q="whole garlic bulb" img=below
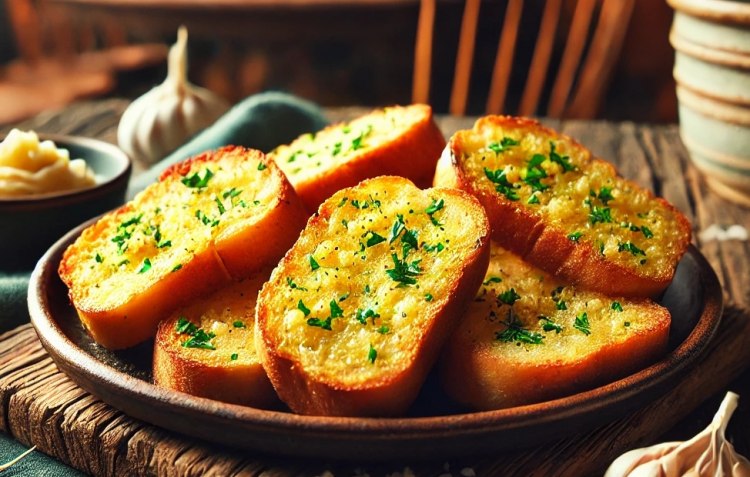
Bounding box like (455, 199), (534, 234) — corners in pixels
(117, 26), (230, 165)
(605, 392), (750, 477)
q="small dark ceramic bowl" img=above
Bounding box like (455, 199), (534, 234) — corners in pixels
(0, 134), (131, 271)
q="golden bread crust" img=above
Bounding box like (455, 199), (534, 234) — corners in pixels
(153, 272), (278, 408)
(270, 104), (446, 211)
(434, 115), (691, 297)
(59, 146), (307, 349)
(255, 176), (490, 416)
(440, 243), (671, 410)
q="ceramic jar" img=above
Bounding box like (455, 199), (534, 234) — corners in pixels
(669, 0), (750, 207)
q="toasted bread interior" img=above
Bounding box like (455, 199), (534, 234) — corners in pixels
(450, 116), (690, 281)
(154, 272), (277, 407)
(441, 242), (671, 409)
(271, 105), (436, 185)
(259, 176), (488, 388)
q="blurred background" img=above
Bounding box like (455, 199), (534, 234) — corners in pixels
(0, 0), (677, 125)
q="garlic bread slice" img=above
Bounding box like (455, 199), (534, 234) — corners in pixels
(441, 242), (670, 410)
(255, 176), (490, 416)
(269, 104), (446, 211)
(154, 271), (277, 408)
(59, 146), (307, 349)
(435, 116), (691, 297)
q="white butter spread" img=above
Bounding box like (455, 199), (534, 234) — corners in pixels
(0, 129), (96, 197)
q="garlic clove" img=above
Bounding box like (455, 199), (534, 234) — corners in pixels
(605, 392), (750, 477)
(117, 26), (229, 165)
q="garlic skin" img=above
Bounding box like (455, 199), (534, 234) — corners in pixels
(117, 26), (230, 165)
(605, 392), (750, 477)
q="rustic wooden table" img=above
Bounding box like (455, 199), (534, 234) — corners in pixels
(1, 99), (749, 476)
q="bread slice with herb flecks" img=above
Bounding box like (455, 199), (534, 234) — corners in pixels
(269, 104), (446, 211)
(440, 242), (671, 411)
(153, 270), (278, 408)
(434, 115), (691, 297)
(59, 146), (308, 350)
(255, 176), (490, 416)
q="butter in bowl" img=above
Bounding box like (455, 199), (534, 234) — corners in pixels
(0, 130), (131, 270)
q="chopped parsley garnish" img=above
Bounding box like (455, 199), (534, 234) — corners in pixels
(549, 142), (574, 172)
(95, 253), (103, 263)
(423, 242), (445, 253)
(611, 301), (623, 312)
(588, 204), (613, 225)
(483, 276), (502, 286)
(356, 308), (380, 325)
(257, 162), (267, 171)
(337, 197), (348, 207)
(389, 214), (406, 243)
(137, 258), (152, 274)
(556, 300), (568, 311)
(400, 229), (419, 256)
(181, 169), (214, 188)
(425, 293), (433, 302)
(286, 277), (308, 291)
(195, 210), (219, 227)
(329, 299), (344, 318)
(307, 300), (344, 331)
(112, 214), (143, 254)
(595, 187), (614, 205)
(498, 288), (521, 306)
(488, 137), (519, 154)
(574, 312), (591, 335)
(307, 316), (333, 330)
(624, 321), (631, 327)
(222, 188), (242, 200)
(385, 253), (422, 286)
(297, 299), (311, 316)
(377, 326), (390, 334)
(425, 198), (444, 226)
(230, 353), (238, 361)
(567, 231), (583, 242)
(524, 154), (549, 192)
(539, 316), (563, 333)
(309, 255), (320, 271)
(350, 195), (381, 210)
(484, 167), (519, 201)
(175, 317), (216, 350)
(339, 293), (350, 302)
(365, 231), (386, 247)
(527, 194), (540, 205)
(641, 226), (654, 239)
(214, 197), (226, 215)
(331, 141), (342, 156)
(496, 313), (544, 345)
(175, 317), (197, 334)
(618, 241), (646, 256)
(233, 321), (245, 328)
(153, 226), (171, 248)
(171, 264), (183, 272)
(368, 344), (377, 364)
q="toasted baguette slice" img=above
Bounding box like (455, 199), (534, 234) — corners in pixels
(435, 115), (691, 297)
(255, 176), (490, 416)
(153, 271), (277, 408)
(269, 104), (446, 211)
(59, 146), (308, 349)
(440, 242), (671, 410)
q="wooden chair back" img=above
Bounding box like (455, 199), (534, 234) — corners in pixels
(412, 0), (636, 118)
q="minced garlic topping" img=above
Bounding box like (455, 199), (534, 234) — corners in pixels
(0, 129), (96, 197)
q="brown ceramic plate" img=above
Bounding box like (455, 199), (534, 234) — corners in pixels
(29, 220), (722, 461)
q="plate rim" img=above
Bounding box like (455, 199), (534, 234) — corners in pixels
(28, 221), (723, 460)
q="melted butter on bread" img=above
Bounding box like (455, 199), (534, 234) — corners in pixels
(269, 104), (446, 211)
(438, 115), (691, 297)
(256, 176), (490, 416)
(440, 242), (671, 410)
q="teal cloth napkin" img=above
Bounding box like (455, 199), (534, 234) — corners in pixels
(0, 91), (327, 475)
